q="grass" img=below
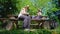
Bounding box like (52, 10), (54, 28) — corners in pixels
(0, 26), (60, 34)
(0, 21), (60, 34)
(0, 29), (58, 34)
(0, 22), (60, 34)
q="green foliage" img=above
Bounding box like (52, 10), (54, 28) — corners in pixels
(0, 0), (58, 16)
(16, 0), (59, 16)
(1, 29), (60, 34)
(16, 0), (53, 15)
(0, 0), (60, 34)
(51, 8), (60, 12)
(0, 0), (18, 17)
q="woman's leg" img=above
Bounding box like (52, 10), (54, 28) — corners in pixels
(19, 15), (31, 28)
(23, 16), (31, 29)
(19, 15), (31, 29)
(26, 16), (31, 29)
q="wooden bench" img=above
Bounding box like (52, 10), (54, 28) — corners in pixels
(7, 15), (50, 29)
(31, 16), (50, 29)
(0, 15), (50, 30)
(0, 17), (18, 30)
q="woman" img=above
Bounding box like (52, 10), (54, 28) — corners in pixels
(18, 5), (31, 30)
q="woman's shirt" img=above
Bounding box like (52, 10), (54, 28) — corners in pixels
(18, 8), (29, 18)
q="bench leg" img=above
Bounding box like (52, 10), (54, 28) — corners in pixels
(5, 21), (13, 30)
(38, 22), (43, 29)
(13, 21), (18, 29)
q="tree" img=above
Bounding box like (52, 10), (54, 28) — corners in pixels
(0, 0), (17, 18)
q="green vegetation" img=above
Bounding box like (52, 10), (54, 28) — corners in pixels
(0, 29), (60, 34)
(0, 0), (60, 34)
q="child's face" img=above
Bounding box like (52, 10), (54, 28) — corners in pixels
(37, 12), (42, 16)
(22, 8), (25, 10)
(22, 8), (27, 12)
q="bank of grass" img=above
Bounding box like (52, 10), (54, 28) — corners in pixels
(0, 21), (60, 34)
(0, 22), (60, 34)
(0, 28), (60, 34)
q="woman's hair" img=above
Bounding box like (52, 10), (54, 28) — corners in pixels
(25, 5), (29, 9)
(24, 5), (29, 11)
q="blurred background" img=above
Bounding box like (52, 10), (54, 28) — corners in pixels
(0, 0), (60, 34)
